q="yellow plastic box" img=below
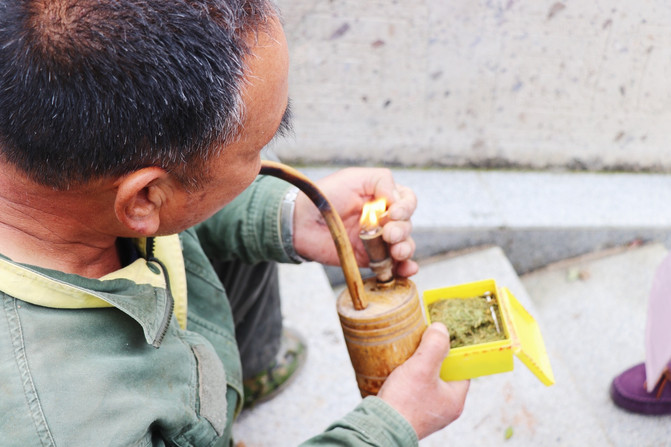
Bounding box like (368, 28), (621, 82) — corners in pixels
(423, 279), (555, 386)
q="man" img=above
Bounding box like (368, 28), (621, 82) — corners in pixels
(0, 0), (469, 445)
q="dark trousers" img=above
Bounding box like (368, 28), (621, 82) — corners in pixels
(210, 259), (283, 380)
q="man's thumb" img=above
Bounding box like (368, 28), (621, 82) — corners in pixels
(410, 322), (451, 375)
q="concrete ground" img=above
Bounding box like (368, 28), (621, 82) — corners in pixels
(233, 168), (671, 446)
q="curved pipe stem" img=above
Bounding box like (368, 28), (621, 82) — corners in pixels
(260, 160), (367, 310)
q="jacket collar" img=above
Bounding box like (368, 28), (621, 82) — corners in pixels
(0, 235), (188, 347)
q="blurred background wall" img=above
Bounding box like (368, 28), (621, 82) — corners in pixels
(273, 0), (671, 171)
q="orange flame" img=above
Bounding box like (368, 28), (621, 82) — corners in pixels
(360, 198), (387, 231)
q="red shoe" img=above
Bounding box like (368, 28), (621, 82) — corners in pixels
(610, 363), (671, 415)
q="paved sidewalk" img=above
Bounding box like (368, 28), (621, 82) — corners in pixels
(521, 243), (671, 446)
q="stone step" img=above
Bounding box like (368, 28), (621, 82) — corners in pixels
(295, 167), (671, 285)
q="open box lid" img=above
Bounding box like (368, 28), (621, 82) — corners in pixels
(503, 287), (555, 386)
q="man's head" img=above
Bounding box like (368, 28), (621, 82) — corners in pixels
(0, 0), (281, 190)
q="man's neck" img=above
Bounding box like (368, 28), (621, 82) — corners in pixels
(0, 167), (123, 278)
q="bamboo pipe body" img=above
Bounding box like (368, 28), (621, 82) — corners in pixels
(337, 277), (427, 397)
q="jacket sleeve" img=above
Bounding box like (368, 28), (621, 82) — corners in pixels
(194, 175), (296, 264)
(299, 397), (419, 447)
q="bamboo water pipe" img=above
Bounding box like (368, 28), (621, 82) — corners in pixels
(260, 161), (427, 397)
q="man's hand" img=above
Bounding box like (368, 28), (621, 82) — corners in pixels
(293, 167), (418, 277)
(378, 322), (470, 440)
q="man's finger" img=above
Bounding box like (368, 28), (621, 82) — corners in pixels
(388, 185), (417, 220)
(408, 322), (451, 377)
(383, 221), (412, 245)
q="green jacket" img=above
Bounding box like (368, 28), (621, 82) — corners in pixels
(0, 176), (417, 447)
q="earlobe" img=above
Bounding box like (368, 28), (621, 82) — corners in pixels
(114, 167), (167, 236)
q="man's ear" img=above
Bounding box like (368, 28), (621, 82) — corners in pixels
(114, 167), (169, 236)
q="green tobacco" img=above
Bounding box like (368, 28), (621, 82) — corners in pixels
(428, 295), (506, 348)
